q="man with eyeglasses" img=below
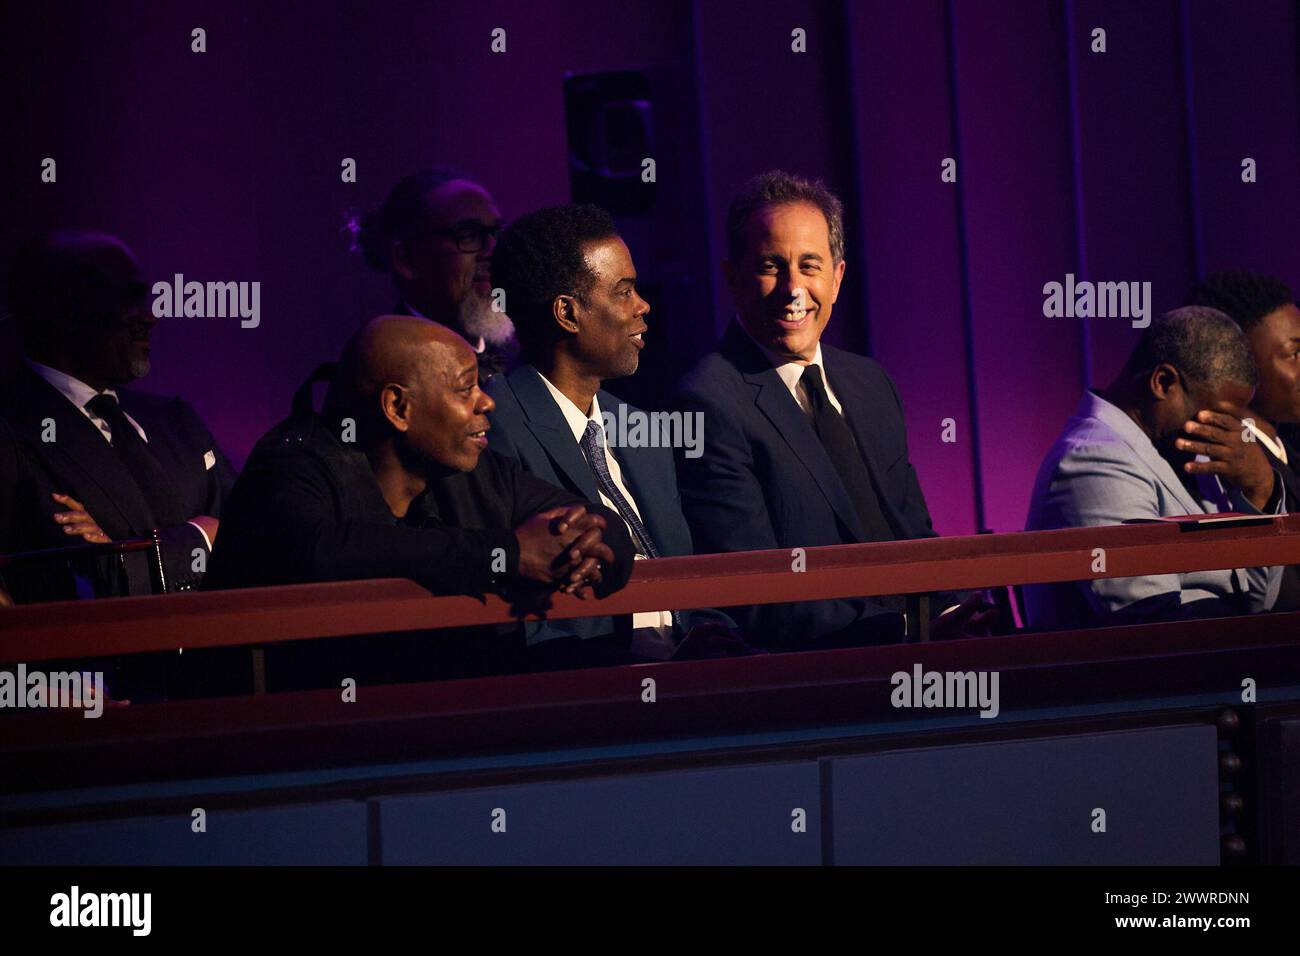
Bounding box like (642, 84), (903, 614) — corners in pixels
(352, 168), (518, 381)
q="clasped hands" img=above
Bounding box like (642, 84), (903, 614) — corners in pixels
(513, 504), (616, 596)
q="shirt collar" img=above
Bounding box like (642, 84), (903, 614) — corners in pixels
(738, 315), (826, 389)
(536, 371), (603, 444)
(27, 359), (119, 410)
(1242, 418), (1288, 465)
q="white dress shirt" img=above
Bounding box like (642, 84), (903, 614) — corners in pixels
(743, 332), (845, 419)
(1243, 418), (1289, 466)
(29, 360), (148, 443)
(536, 372), (674, 637)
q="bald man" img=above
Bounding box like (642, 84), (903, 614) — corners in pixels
(204, 317), (635, 684)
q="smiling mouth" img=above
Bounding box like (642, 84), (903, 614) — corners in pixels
(468, 428), (488, 446)
(776, 309), (814, 329)
(630, 329), (647, 347)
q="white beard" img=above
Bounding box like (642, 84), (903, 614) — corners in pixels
(458, 289), (516, 347)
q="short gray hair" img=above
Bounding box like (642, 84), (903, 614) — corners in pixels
(726, 170), (845, 265)
(1130, 305), (1258, 389)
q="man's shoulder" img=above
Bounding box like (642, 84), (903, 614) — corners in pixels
(677, 348), (746, 403)
(484, 367), (527, 420)
(1039, 411), (1159, 491)
(1052, 411), (1136, 461)
(243, 413), (343, 472)
(116, 387), (207, 432)
(821, 342), (895, 390)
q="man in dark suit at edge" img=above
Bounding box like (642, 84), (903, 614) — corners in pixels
(0, 230), (236, 597)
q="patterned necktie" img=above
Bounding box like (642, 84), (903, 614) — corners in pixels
(580, 419), (681, 634)
(84, 393), (184, 528)
(581, 419), (660, 558)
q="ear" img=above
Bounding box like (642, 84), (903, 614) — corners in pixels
(391, 240), (417, 282)
(552, 294), (581, 335)
(379, 384), (412, 432)
(830, 258), (847, 303)
(1149, 363), (1181, 402)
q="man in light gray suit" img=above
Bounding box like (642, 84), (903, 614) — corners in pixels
(1025, 306), (1285, 630)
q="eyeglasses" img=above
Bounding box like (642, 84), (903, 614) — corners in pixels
(415, 219), (506, 253)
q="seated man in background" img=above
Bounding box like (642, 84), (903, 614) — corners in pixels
(0, 230), (236, 596)
(205, 316), (635, 684)
(350, 168), (517, 381)
(485, 204), (742, 666)
(1190, 270), (1300, 610)
(1024, 306), (1285, 629)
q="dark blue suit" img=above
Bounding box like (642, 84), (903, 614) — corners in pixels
(486, 363), (729, 647)
(676, 321), (949, 648)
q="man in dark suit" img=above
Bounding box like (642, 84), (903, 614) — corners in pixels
(0, 417), (76, 604)
(485, 204), (741, 664)
(676, 171), (992, 649)
(205, 316), (635, 683)
(1191, 270), (1300, 610)
(352, 168), (518, 381)
(0, 230), (236, 596)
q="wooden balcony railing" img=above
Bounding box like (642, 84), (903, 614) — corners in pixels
(2, 515), (1299, 664)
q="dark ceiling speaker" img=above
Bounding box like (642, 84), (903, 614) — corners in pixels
(564, 70), (656, 215)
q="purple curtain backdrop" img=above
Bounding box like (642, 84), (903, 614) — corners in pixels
(3, 0), (1297, 535)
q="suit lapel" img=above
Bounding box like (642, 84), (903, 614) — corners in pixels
(822, 349), (904, 535)
(1134, 437), (1206, 516)
(601, 391), (674, 549)
(1086, 392), (1205, 516)
(507, 365), (601, 502)
(8, 369), (156, 535)
(722, 324), (866, 540)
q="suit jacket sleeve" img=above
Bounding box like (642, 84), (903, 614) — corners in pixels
(879, 369), (937, 541)
(152, 399), (239, 591)
(174, 398), (238, 514)
(878, 368), (974, 613)
(1225, 474), (1285, 611)
(1042, 440), (1271, 621)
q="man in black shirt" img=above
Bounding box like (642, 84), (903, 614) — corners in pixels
(205, 316), (635, 685)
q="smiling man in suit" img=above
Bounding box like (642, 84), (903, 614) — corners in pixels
(486, 204), (741, 666)
(0, 230), (236, 595)
(676, 171), (990, 649)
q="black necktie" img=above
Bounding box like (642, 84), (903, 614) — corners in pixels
(84, 393), (185, 528)
(799, 365), (895, 544)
